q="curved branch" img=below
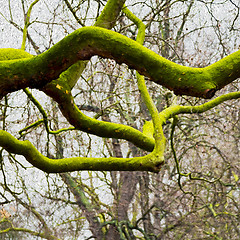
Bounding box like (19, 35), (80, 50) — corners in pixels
(143, 91), (240, 137)
(95, 0), (126, 29)
(160, 91), (240, 121)
(0, 27), (240, 99)
(0, 130), (163, 173)
(41, 80), (156, 152)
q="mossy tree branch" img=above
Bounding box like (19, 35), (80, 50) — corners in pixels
(0, 0), (239, 173)
(0, 27), (240, 99)
(0, 91), (239, 173)
(123, 4), (165, 163)
(21, 0), (40, 51)
(95, 0), (126, 29)
(0, 130), (162, 172)
(20, 0), (156, 152)
(42, 80), (155, 152)
(0, 2), (165, 173)
(159, 91), (240, 121)
(144, 91), (240, 137)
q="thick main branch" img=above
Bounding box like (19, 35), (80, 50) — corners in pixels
(0, 27), (239, 98)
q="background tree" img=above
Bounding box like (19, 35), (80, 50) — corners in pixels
(0, 0), (239, 239)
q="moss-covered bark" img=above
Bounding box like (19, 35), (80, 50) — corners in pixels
(95, 0), (126, 29)
(0, 91), (238, 173)
(0, 130), (163, 172)
(0, 0), (164, 173)
(42, 80), (155, 151)
(0, 27), (240, 99)
(0, 0), (239, 173)
(143, 91), (240, 137)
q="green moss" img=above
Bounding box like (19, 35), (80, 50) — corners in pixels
(95, 0), (126, 29)
(142, 120), (154, 140)
(206, 50), (240, 88)
(159, 91), (240, 121)
(0, 130), (162, 172)
(1, 27), (240, 99)
(41, 79), (156, 152)
(0, 23), (239, 173)
(0, 48), (32, 61)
